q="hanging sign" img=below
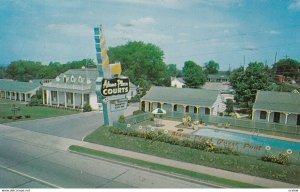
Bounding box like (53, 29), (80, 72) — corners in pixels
(110, 98), (128, 112)
(101, 78), (130, 97)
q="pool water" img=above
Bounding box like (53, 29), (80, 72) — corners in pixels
(192, 128), (300, 151)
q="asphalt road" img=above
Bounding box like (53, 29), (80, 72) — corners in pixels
(5, 103), (139, 140)
(0, 124), (213, 188)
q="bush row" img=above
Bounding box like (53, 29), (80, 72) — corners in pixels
(109, 127), (239, 155)
(3, 115), (31, 119)
(261, 152), (290, 165)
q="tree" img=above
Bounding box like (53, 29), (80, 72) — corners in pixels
(230, 62), (271, 106)
(225, 99), (234, 115)
(109, 41), (170, 94)
(273, 58), (300, 81)
(205, 60), (220, 74)
(6, 59), (95, 81)
(182, 60), (206, 88)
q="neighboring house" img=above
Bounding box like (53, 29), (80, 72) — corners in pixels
(207, 72), (229, 83)
(253, 91), (300, 125)
(140, 86), (225, 115)
(0, 79), (41, 102)
(171, 77), (185, 88)
(128, 82), (138, 100)
(42, 68), (137, 110)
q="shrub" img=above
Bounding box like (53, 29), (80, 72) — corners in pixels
(29, 98), (41, 106)
(130, 95), (140, 103)
(83, 104), (92, 112)
(261, 152), (289, 165)
(25, 115), (31, 118)
(16, 115), (22, 119)
(109, 126), (238, 155)
(118, 115), (126, 123)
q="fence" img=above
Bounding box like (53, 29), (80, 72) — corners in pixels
(112, 121), (300, 165)
(124, 112), (152, 124)
(165, 111), (300, 136)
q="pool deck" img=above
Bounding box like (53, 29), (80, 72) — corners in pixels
(158, 119), (300, 143)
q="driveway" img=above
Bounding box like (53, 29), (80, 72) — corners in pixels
(5, 102), (139, 140)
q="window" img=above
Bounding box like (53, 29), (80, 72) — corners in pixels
(194, 107), (198, 113)
(70, 75), (75, 83)
(63, 77), (67, 83)
(205, 108), (210, 115)
(78, 76), (83, 83)
(260, 111), (267, 120)
(173, 104), (177, 111)
(185, 106), (189, 113)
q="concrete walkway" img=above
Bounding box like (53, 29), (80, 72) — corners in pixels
(77, 141), (299, 188)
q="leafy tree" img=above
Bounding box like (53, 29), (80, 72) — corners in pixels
(230, 62), (271, 107)
(6, 59), (95, 81)
(273, 58), (300, 81)
(0, 66), (7, 78)
(182, 60), (206, 88)
(167, 64), (181, 77)
(109, 41), (170, 94)
(205, 60), (220, 74)
(225, 99), (234, 115)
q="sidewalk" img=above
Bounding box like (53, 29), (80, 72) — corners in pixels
(76, 141), (299, 188)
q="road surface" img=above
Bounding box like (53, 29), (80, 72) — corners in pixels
(0, 124), (213, 188)
(5, 103), (139, 140)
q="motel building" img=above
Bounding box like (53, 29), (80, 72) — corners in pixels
(140, 86), (225, 115)
(0, 79), (41, 102)
(253, 90), (300, 126)
(42, 68), (137, 110)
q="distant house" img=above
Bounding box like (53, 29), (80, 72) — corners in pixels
(253, 91), (300, 125)
(128, 82), (138, 100)
(140, 86), (225, 115)
(207, 72), (229, 83)
(42, 68), (137, 110)
(171, 77), (185, 88)
(0, 79), (41, 102)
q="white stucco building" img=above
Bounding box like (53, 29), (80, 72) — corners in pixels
(171, 77), (185, 88)
(253, 91), (300, 125)
(42, 68), (137, 110)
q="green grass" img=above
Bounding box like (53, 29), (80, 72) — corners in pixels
(69, 145), (261, 188)
(0, 99), (79, 123)
(85, 126), (300, 185)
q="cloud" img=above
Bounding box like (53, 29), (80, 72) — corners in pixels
(130, 17), (156, 26)
(112, 0), (196, 9)
(267, 30), (281, 35)
(111, 0), (242, 9)
(289, 0), (300, 11)
(110, 17), (173, 46)
(47, 23), (92, 37)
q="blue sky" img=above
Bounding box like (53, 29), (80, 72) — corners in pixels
(0, 0), (299, 70)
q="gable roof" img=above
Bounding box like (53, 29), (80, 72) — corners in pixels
(141, 86), (219, 107)
(0, 79), (40, 92)
(253, 90), (300, 114)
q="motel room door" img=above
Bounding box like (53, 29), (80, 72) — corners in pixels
(297, 115), (300, 125)
(273, 112), (280, 123)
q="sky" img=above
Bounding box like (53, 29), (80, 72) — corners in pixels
(0, 0), (300, 70)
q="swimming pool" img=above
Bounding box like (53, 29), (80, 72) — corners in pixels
(192, 128), (300, 152)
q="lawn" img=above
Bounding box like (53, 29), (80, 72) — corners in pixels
(84, 126), (300, 185)
(69, 145), (261, 188)
(0, 99), (79, 123)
